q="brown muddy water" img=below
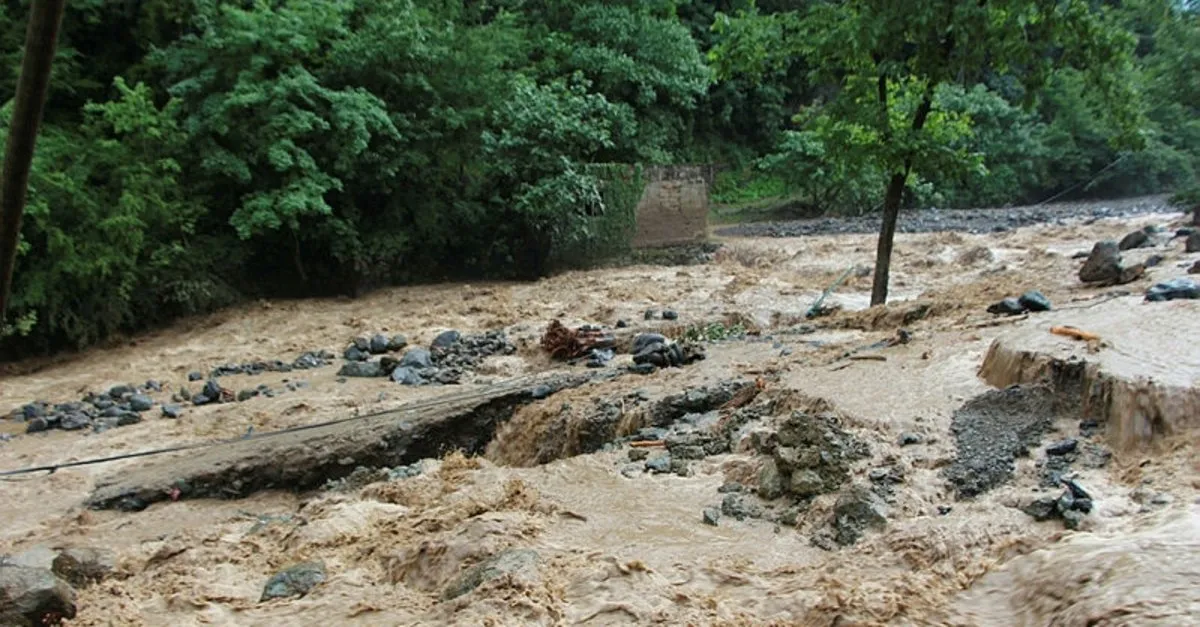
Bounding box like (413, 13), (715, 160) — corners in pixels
(2, 202), (1200, 626)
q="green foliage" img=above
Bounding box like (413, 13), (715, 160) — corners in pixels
(0, 0), (1198, 356)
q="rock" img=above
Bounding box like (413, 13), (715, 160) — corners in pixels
(1063, 478), (1092, 501)
(898, 432), (923, 447)
(387, 334), (408, 351)
(129, 394), (154, 412)
(442, 549), (540, 601)
(1018, 290), (1052, 312)
(629, 363), (657, 375)
(368, 333), (389, 354)
(260, 560), (326, 602)
(831, 486), (888, 546)
(789, 469), (825, 497)
(702, 507), (721, 526)
(191, 394), (212, 406)
(431, 330), (461, 350)
(116, 412), (141, 426)
(107, 385), (134, 400)
(1144, 254), (1165, 268)
(51, 548), (114, 588)
(719, 481), (744, 494)
(615, 319), (628, 329)
(1022, 496), (1060, 521)
(237, 389), (258, 402)
(1190, 261), (1200, 275)
(3, 547), (57, 570)
(58, 413), (90, 431)
(203, 380), (222, 401)
(161, 404), (183, 419)
(757, 459), (785, 500)
(1177, 227), (1196, 238)
(1045, 438), (1078, 456)
(337, 361), (384, 378)
(1145, 277), (1200, 302)
(1118, 229), (1150, 251)
(187, 371), (203, 382)
(662, 310), (679, 321)
(531, 384), (553, 400)
(643, 309), (656, 320)
(957, 246), (994, 265)
(24, 417), (50, 433)
(942, 386), (1058, 498)
(627, 448), (649, 462)
(632, 333), (667, 354)
(987, 297), (1025, 316)
(389, 366), (423, 385)
(343, 345), (369, 362)
(645, 455), (672, 474)
(1187, 231), (1200, 253)
(1078, 241), (1122, 284)
(0, 565), (76, 626)
(399, 348), (433, 369)
(720, 494), (762, 520)
(352, 336), (370, 351)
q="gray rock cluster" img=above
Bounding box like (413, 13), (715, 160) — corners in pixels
(1022, 478), (1093, 530)
(0, 545), (115, 626)
(986, 290), (1052, 316)
(753, 411), (870, 501)
(338, 329), (516, 386)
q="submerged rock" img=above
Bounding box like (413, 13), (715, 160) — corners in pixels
(831, 486), (888, 546)
(1145, 277), (1200, 302)
(441, 549), (540, 601)
(1118, 229), (1151, 251)
(261, 560), (326, 602)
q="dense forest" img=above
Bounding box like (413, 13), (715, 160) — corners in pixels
(0, 0), (1196, 356)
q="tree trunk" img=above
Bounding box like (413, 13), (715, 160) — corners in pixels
(870, 171), (908, 306)
(0, 0), (68, 320)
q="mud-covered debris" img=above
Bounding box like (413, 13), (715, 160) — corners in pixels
(829, 485), (888, 546)
(1145, 277), (1200, 302)
(0, 565), (76, 626)
(261, 560), (326, 602)
(943, 386), (1060, 499)
(442, 549), (540, 601)
(540, 320), (615, 360)
(755, 410), (869, 501)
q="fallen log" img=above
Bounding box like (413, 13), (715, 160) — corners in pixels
(977, 297), (1200, 451)
(86, 373), (591, 511)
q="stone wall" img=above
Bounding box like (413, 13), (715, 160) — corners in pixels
(632, 165), (710, 248)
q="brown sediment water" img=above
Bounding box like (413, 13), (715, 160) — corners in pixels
(0, 205), (1198, 625)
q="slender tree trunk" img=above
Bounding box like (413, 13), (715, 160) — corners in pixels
(0, 0), (67, 321)
(870, 171), (908, 306)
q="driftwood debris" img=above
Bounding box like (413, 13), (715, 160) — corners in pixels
(540, 320), (616, 360)
(86, 373), (590, 511)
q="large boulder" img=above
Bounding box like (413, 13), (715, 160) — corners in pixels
(0, 565), (76, 626)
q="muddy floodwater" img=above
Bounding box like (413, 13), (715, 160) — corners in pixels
(2, 196), (1200, 626)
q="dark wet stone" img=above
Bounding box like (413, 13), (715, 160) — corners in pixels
(387, 334), (408, 351)
(631, 333), (667, 355)
(399, 348), (433, 369)
(627, 448), (649, 462)
(719, 481), (745, 494)
(662, 310), (679, 320)
(1190, 260), (1200, 275)
(1061, 508), (1086, 530)
(1145, 277), (1200, 302)
(58, 413), (91, 431)
(702, 508), (721, 526)
(898, 432), (923, 446)
(441, 549), (540, 601)
(1144, 254), (1165, 268)
(615, 319), (629, 329)
(236, 389), (258, 402)
(943, 386), (1060, 498)
(19, 403), (46, 420)
(1118, 229), (1150, 250)
(987, 297), (1025, 316)
(531, 384), (553, 400)
(937, 505), (953, 515)
(390, 366), (423, 385)
(1187, 231), (1200, 253)
(90, 398), (114, 411)
(0, 565), (77, 626)
(129, 394), (154, 412)
(643, 309), (656, 320)
(116, 412), (141, 426)
(337, 361), (384, 378)
(343, 345), (369, 362)
(831, 486), (888, 546)
(260, 560), (326, 602)
(1045, 438), (1078, 456)
(368, 333), (389, 354)
(187, 371), (203, 382)
(1018, 290), (1052, 312)
(107, 385), (135, 400)
(1078, 241), (1122, 284)
(721, 493), (762, 520)
(1063, 478), (1092, 501)
(352, 337), (370, 351)
(628, 363), (657, 375)
(203, 380), (222, 401)
(191, 394), (212, 406)
(161, 404), (183, 419)
(431, 330), (461, 349)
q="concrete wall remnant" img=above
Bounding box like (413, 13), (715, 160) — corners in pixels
(633, 165), (709, 248)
